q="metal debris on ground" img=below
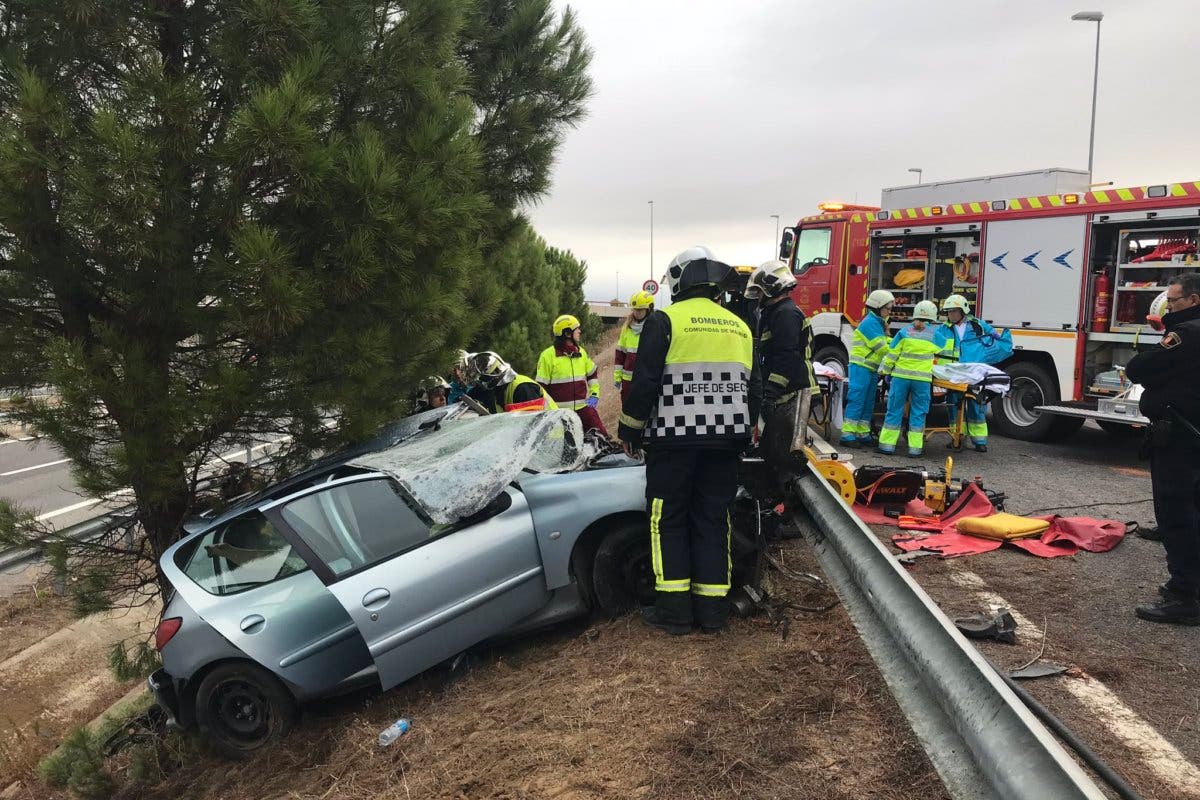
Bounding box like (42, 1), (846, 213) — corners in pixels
(101, 705), (168, 757)
(1009, 662), (1070, 680)
(953, 608), (1018, 644)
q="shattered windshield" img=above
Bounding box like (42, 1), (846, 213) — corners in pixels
(348, 410), (586, 524)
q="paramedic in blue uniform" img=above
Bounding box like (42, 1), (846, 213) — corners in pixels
(1125, 273), (1200, 626)
(938, 294), (1001, 452)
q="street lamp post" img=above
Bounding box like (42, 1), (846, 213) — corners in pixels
(616, 271), (620, 302)
(1072, 11), (1104, 178)
(770, 214), (780, 259)
(648, 200), (654, 281)
(908, 168), (923, 184)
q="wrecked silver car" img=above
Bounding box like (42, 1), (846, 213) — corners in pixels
(148, 407), (653, 757)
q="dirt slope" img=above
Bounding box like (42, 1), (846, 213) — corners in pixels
(131, 540), (947, 800)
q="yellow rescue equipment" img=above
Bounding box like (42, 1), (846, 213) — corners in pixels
(957, 513), (1050, 541)
(808, 448), (857, 505)
(893, 268), (926, 288)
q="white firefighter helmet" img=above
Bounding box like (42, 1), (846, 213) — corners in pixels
(912, 300), (939, 322)
(665, 246), (734, 298)
(866, 289), (896, 311)
(941, 294), (970, 314)
(745, 260), (797, 301)
(467, 351), (515, 389)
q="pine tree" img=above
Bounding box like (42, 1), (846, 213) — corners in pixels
(546, 245), (600, 344)
(458, 0), (596, 361)
(0, 0), (591, 607)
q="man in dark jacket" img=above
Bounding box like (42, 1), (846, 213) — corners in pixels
(617, 246), (753, 635)
(1125, 272), (1200, 626)
(744, 259), (813, 472)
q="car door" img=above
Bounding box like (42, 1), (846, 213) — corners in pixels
(264, 474), (549, 691)
(791, 224), (837, 312)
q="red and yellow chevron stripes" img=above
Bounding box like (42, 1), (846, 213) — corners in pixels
(801, 181), (1200, 226)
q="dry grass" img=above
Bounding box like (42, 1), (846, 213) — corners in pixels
(122, 541), (947, 800)
(0, 577), (74, 663)
(588, 326), (623, 434)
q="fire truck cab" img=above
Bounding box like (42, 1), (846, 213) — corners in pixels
(779, 169), (1200, 442)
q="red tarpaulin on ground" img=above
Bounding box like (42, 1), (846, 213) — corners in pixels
(854, 484), (1129, 559)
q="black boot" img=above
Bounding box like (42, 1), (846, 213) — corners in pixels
(693, 595), (730, 634)
(1136, 525), (1163, 542)
(642, 592), (692, 636)
(1135, 594), (1200, 626)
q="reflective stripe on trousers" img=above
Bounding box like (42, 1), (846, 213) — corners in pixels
(645, 448), (738, 599)
(878, 376), (931, 451)
(948, 393), (989, 445)
(843, 363), (878, 437)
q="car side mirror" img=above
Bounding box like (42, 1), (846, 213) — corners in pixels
(778, 227), (795, 261)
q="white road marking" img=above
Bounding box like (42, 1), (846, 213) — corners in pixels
(0, 436), (37, 446)
(1, 457), (71, 477)
(35, 497), (102, 521)
(949, 570), (1200, 796)
(30, 439), (286, 523)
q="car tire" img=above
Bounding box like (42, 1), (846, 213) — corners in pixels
(591, 519), (654, 617)
(590, 516), (762, 618)
(992, 361), (1067, 442)
(194, 662), (297, 760)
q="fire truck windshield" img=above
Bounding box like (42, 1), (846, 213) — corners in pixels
(791, 227), (832, 274)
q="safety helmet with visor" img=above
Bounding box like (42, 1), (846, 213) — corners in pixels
(941, 294), (970, 315)
(744, 259), (797, 301)
(466, 351), (515, 389)
(629, 290), (655, 310)
(553, 314), (581, 338)
(665, 246), (736, 299)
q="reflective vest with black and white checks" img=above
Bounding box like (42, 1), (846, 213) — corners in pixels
(646, 298), (754, 443)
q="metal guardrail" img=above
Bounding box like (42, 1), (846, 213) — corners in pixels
(0, 437), (292, 572)
(0, 508), (136, 572)
(790, 465), (1107, 800)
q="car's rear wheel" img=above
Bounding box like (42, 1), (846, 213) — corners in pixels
(195, 662), (297, 759)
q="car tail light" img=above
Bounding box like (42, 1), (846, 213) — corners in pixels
(155, 617), (182, 651)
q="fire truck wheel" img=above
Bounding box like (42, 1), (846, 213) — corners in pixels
(992, 361), (1071, 442)
(812, 345), (847, 377)
(812, 345), (847, 394)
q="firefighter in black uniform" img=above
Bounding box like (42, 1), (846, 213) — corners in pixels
(745, 259), (814, 472)
(1125, 272), (1200, 626)
(617, 247), (755, 635)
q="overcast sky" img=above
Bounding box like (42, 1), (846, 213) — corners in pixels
(527, 0), (1200, 301)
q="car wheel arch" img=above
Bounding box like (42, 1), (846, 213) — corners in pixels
(568, 510), (647, 609)
(178, 656), (299, 730)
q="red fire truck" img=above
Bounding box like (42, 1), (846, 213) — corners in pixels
(778, 168), (1200, 441)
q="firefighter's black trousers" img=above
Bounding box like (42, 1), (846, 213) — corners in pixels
(1150, 431), (1200, 600)
(644, 446), (739, 625)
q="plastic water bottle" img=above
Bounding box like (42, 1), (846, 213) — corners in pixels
(377, 718), (411, 747)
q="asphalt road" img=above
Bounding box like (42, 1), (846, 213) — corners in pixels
(0, 437), (91, 523)
(857, 421), (1199, 799)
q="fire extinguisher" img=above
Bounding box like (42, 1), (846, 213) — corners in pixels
(1090, 271), (1110, 332)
